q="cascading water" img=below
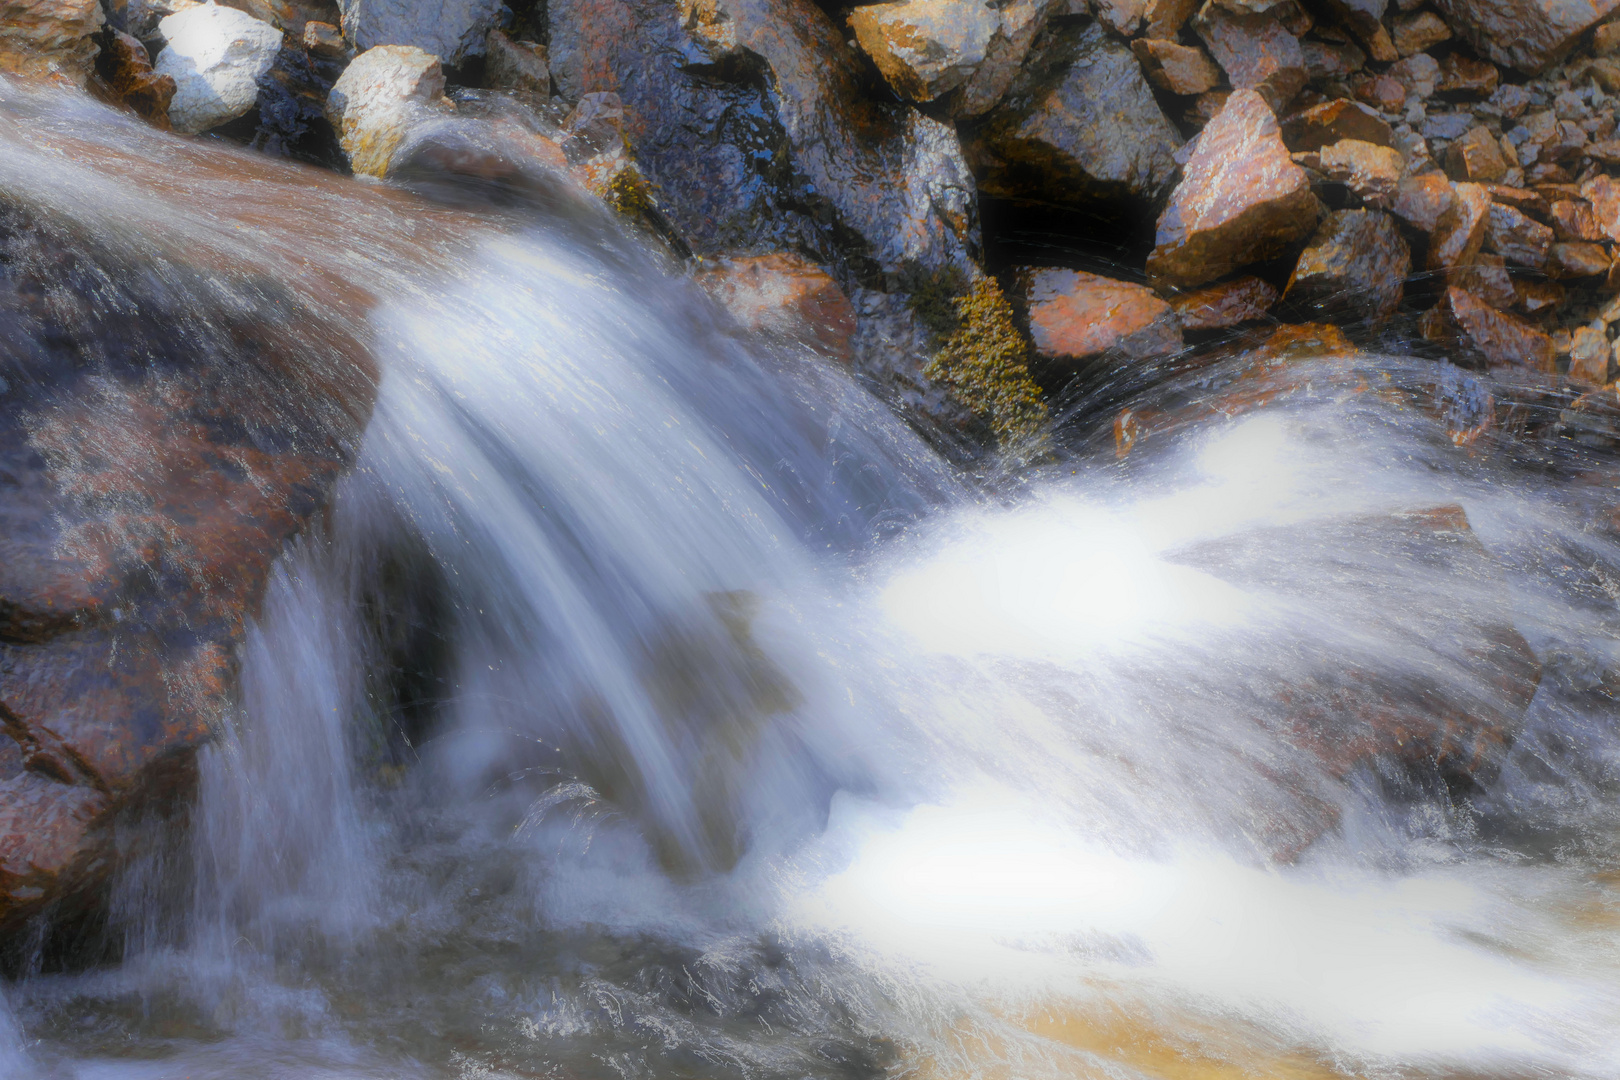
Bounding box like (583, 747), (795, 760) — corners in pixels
(5, 78), (1620, 1079)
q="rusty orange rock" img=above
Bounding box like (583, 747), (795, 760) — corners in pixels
(1444, 126), (1508, 183)
(1285, 209), (1410, 326)
(1422, 287), (1557, 371)
(1169, 275), (1279, 330)
(1194, 6), (1307, 112)
(694, 253), (857, 362)
(1023, 267), (1182, 363)
(1428, 181), (1492, 270)
(100, 29), (175, 129)
(1484, 202), (1553, 267)
(0, 0), (103, 85)
(1132, 37), (1223, 95)
(1280, 100), (1394, 153)
(1434, 0), (1620, 72)
(1392, 172), (1455, 232)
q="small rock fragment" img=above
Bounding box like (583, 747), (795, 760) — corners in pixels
(1550, 199), (1603, 241)
(1569, 323), (1612, 384)
(1485, 202), (1553, 266)
(1393, 172), (1455, 231)
(1133, 37), (1223, 95)
(1144, 0), (1199, 37)
(1195, 6), (1307, 111)
(1452, 251), (1516, 308)
(1320, 138), (1406, 203)
(1444, 126), (1508, 182)
(1024, 267), (1183, 362)
(485, 28), (548, 93)
(1285, 208), (1411, 325)
(1301, 37), (1366, 78)
(154, 4), (283, 135)
(1422, 286), (1556, 370)
(1548, 241), (1614, 277)
(1595, 19), (1620, 54)
(1429, 180), (1492, 269)
(1389, 51), (1440, 97)
(1170, 275), (1280, 329)
(324, 44), (447, 177)
(1514, 277), (1564, 315)
(301, 19), (347, 57)
(1280, 98), (1394, 150)
(1436, 51), (1498, 96)
(1392, 10), (1451, 54)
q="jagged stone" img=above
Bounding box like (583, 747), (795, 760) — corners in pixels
(1281, 98), (1393, 151)
(1170, 274), (1279, 329)
(100, 27), (175, 128)
(0, 0), (103, 85)
(1569, 323), (1612, 384)
(1551, 198), (1603, 241)
(154, 3), (283, 135)
(1285, 208), (1410, 325)
(1436, 51), (1498, 95)
(1391, 10), (1450, 54)
(485, 28), (548, 93)
(1444, 126), (1508, 182)
(302, 19), (347, 57)
(1548, 241), (1613, 277)
(1485, 202), (1553, 267)
(1023, 267), (1182, 362)
(1428, 180), (1492, 270)
(324, 44), (447, 178)
(1421, 286), (1557, 369)
(1132, 37), (1222, 95)
(1320, 138), (1405, 203)
(1194, 6), (1307, 111)
(1435, 0), (1620, 72)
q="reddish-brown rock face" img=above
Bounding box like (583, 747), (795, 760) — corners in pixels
(1435, 0), (1620, 72)
(1285, 208), (1411, 327)
(694, 253), (858, 363)
(1586, 174), (1620, 243)
(0, 0), (103, 85)
(1169, 275), (1279, 330)
(1194, 6), (1306, 111)
(1146, 90), (1319, 290)
(1132, 37), (1222, 96)
(99, 29), (175, 129)
(1428, 181), (1492, 270)
(1485, 202), (1554, 267)
(1023, 267), (1182, 363)
(1422, 287), (1558, 370)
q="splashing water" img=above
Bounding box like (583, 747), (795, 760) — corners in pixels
(5, 79), (1620, 1080)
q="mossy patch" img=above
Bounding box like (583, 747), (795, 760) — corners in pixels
(923, 276), (1049, 450)
(900, 262), (969, 345)
(599, 164), (656, 217)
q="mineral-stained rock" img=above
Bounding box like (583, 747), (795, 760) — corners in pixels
(1585, 174), (1620, 242)
(1355, 71), (1409, 111)
(302, 19), (347, 57)
(1515, 276), (1564, 315)
(1194, 6), (1307, 111)
(1453, 251), (1516, 309)
(1132, 37), (1222, 95)
(1422, 286), (1557, 369)
(100, 27), (175, 128)
(1301, 37), (1366, 78)
(1596, 18), (1620, 53)
(325, 45), (447, 177)
(1170, 274), (1279, 329)
(1281, 98), (1393, 151)
(1023, 267), (1182, 362)
(1551, 198), (1603, 241)
(1569, 323), (1612, 383)
(1436, 51), (1498, 95)
(1320, 138), (1405, 203)
(1285, 208), (1410, 325)
(0, 0), (104, 85)
(484, 28), (548, 93)
(1434, 0), (1620, 73)
(1548, 241), (1614, 277)
(1428, 180), (1492, 270)
(1444, 125), (1508, 182)
(1143, 0), (1198, 36)
(965, 20), (1182, 209)
(339, 0), (503, 66)
(1388, 51), (1440, 96)
(1146, 90), (1319, 289)
(1392, 10), (1450, 54)
(154, 4), (282, 135)
(1392, 172), (1453, 231)
(694, 253), (858, 362)
(848, 0), (1057, 117)
(1485, 202), (1553, 266)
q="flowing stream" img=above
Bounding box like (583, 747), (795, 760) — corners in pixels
(5, 79), (1620, 1079)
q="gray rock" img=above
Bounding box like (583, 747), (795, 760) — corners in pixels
(1434, 0), (1620, 73)
(324, 44), (447, 176)
(339, 0), (504, 66)
(154, 4), (283, 135)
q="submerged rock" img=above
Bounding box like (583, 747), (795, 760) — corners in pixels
(1169, 274), (1279, 329)
(0, 0), (104, 85)
(154, 3), (283, 135)
(338, 0), (504, 66)
(1023, 267), (1182, 364)
(695, 253), (858, 362)
(324, 44), (447, 177)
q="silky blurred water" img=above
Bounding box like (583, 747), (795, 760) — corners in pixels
(4, 78), (1620, 1080)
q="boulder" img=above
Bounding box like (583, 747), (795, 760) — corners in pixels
(1023, 267), (1182, 363)
(338, 0), (503, 66)
(1319, 138), (1405, 204)
(964, 20), (1182, 209)
(1421, 286), (1557, 370)
(847, 0), (1057, 117)
(1193, 6), (1307, 111)
(1146, 89), (1319, 289)
(1280, 98), (1393, 151)
(1169, 274), (1279, 329)
(101, 27), (176, 128)
(1391, 10), (1450, 54)
(1284, 209), (1410, 326)
(154, 3), (283, 135)
(1434, 0), (1620, 72)
(1132, 37), (1222, 95)
(324, 44), (447, 177)
(0, 0), (103, 84)
(694, 253), (858, 362)
(1484, 202), (1553, 267)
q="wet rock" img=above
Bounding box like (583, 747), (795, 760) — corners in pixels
(1355, 71), (1409, 111)
(1143, 0), (1198, 37)
(966, 20), (1182, 209)
(1320, 138), (1405, 203)
(1568, 322), (1612, 383)
(1485, 202), (1553, 266)
(324, 45), (446, 177)
(1391, 10), (1450, 54)
(1170, 274), (1279, 329)
(1023, 267), (1182, 363)
(0, 0), (104, 85)
(1301, 36), (1366, 78)
(1453, 250), (1516, 308)
(338, 0), (502, 66)
(1285, 208), (1410, 325)
(848, 0), (1056, 117)
(1194, 6), (1307, 111)
(1437, 0), (1620, 73)
(1548, 240), (1614, 277)
(1551, 198), (1603, 241)
(694, 253), (858, 362)
(301, 19), (347, 57)
(1146, 89), (1319, 289)
(1421, 286), (1557, 369)
(1393, 173), (1453, 230)
(99, 27), (175, 128)
(1436, 51), (1498, 96)
(154, 4), (282, 135)
(484, 28), (548, 93)
(1389, 50), (1440, 97)
(1133, 37), (1222, 95)
(1281, 98), (1393, 151)
(1585, 174), (1620, 242)
(1444, 125), (1508, 181)
(1428, 180), (1491, 269)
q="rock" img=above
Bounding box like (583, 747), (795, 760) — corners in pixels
(1484, 202), (1553, 266)
(1551, 198), (1603, 241)
(1514, 276), (1564, 315)
(1391, 10), (1451, 54)
(849, 0), (1057, 117)
(1436, 51), (1498, 96)
(1485, 184), (1547, 218)
(484, 28), (548, 93)
(1444, 125), (1508, 181)
(1569, 322), (1612, 383)
(1093, 0), (1147, 34)
(219, 0), (336, 33)
(100, 27), (176, 128)
(1143, 0), (1198, 37)
(694, 253), (858, 362)
(1548, 240), (1614, 277)
(338, 0), (502, 66)
(301, 18), (346, 57)
(1434, 0), (1620, 73)
(1585, 174), (1620, 242)
(1132, 37), (1223, 95)
(1320, 138), (1405, 203)
(1453, 250), (1516, 308)
(965, 20), (1182, 209)
(1596, 18), (1620, 52)
(1023, 267), (1182, 363)
(1146, 90), (1320, 289)
(1301, 37), (1366, 78)
(1389, 51), (1440, 97)
(1428, 180), (1492, 269)
(1421, 286), (1557, 369)
(154, 4), (282, 135)
(1280, 98), (1393, 151)
(1170, 275), (1279, 329)
(324, 44), (447, 177)
(1393, 171), (1454, 231)
(1194, 6), (1307, 111)
(0, 0), (104, 85)
(1285, 208), (1410, 325)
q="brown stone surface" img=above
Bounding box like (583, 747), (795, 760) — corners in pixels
(1435, 0), (1620, 72)
(1548, 241), (1614, 277)
(1024, 267), (1182, 362)
(1514, 277), (1565, 315)
(1485, 202), (1553, 267)
(1320, 138), (1405, 204)
(1285, 209), (1411, 325)
(1280, 98), (1393, 151)
(1147, 90), (1319, 289)
(1194, 6), (1307, 111)
(1355, 71), (1409, 111)
(1486, 184), (1549, 218)
(1551, 198), (1604, 241)
(1142, 0), (1198, 36)
(1170, 275), (1279, 329)
(1452, 251), (1516, 309)
(695, 253), (858, 362)
(967, 20), (1182, 208)
(1437, 52), (1499, 96)
(1392, 10), (1451, 54)
(0, 0), (103, 85)
(1389, 51), (1440, 96)
(1444, 126), (1508, 182)
(1392, 171), (1455, 232)
(485, 28), (549, 93)
(1568, 323), (1613, 384)
(1132, 37), (1223, 95)
(1423, 287), (1557, 369)
(1585, 174), (1620, 242)
(1428, 180), (1492, 270)
(302, 19), (348, 57)
(1302, 37), (1367, 78)
(99, 28), (174, 129)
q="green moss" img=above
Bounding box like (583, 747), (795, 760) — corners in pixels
(923, 277), (1049, 450)
(901, 262), (968, 345)
(600, 164), (655, 217)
